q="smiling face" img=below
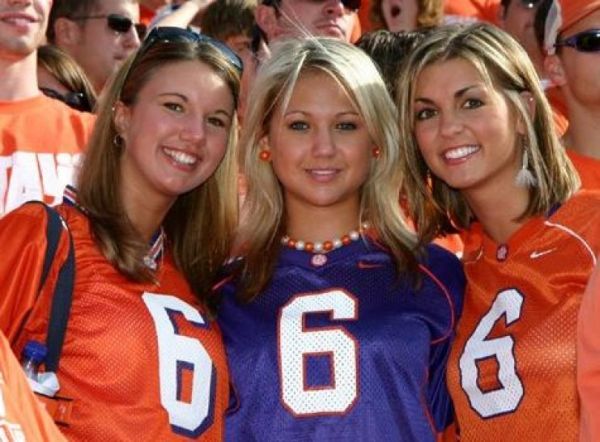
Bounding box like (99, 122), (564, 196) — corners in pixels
(115, 59), (235, 209)
(412, 57), (522, 199)
(267, 70), (374, 218)
(0, 0), (50, 59)
(381, 0), (418, 32)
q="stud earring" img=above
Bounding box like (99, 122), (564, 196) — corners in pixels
(259, 150), (271, 161)
(372, 147), (381, 158)
(113, 134), (124, 148)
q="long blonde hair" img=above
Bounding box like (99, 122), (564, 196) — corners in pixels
(77, 38), (240, 302)
(396, 23), (579, 244)
(236, 37), (418, 301)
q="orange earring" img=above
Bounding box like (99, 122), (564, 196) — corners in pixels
(372, 147), (381, 158)
(259, 150), (271, 161)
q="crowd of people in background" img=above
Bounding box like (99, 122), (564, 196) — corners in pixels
(1, 0), (600, 441)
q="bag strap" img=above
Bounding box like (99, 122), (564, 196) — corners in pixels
(25, 201), (75, 373)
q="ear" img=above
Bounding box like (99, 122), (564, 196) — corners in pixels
(543, 54), (567, 87)
(53, 17), (82, 47)
(255, 4), (279, 41)
(113, 101), (132, 143)
(516, 91), (535, 135)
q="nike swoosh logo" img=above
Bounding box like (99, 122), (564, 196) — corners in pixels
(530, 248), (556, 259)
(357, 261), (384, 269)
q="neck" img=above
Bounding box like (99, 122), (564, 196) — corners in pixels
(464, 183), (530, 244)
(0, 52), (40, 100)
(120, 182), (174, 243)
(285, 200), (361, 243)
(562, 100), (600, 159)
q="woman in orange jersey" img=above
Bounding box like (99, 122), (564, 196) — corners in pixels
(0, 27), (242, 441)
(397, 23), (600, 441)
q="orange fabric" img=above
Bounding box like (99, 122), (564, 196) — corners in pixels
(0, 95), (95, 217)
(351, 12), (362, 42)
(447, 191), (600, 441)
(578, 255), (600, 442)
(443, 0), (500, 25)
(0, 203), (229, 441)
(0, 331), (67, 441)
(567, 149), (600, 190)
(558, 0), (600, 32)
(140, 4), (156, 26)
(358, 0), (372, 32)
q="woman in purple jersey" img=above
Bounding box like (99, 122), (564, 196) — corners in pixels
(217, 37), (465, 441)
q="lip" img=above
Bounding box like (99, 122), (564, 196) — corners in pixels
(162, 146), (200, 171)
(316, 22), (344, 37)
(305, 167), (341, 183)
(0, 11), (38, 24)
(441, 144), (480, 164)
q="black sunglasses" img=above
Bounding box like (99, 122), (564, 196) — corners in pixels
(555, 29), (600, 53)
(40, 87), (92, 112)
(140, 27), (243, 74)
(69, 13), (146, 39)
(263, 0), (361, 11)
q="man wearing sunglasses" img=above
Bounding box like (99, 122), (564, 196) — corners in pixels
(0, 0), (95, 217)
(47, 0), (142, 94)
(537, 0), (600, 188)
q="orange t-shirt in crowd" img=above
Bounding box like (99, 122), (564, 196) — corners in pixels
(0, 95), (94, 217)
(0, 200), (229, 441)
(447, 190), (600, 441)
(578, 255), (600, 442)
(0, 331), (67, 442)
(140, 4), (156, 26)
(444, 0), (500, 24)
(567, 149), (600, 190)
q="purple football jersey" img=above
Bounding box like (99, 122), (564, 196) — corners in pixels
(218, 240), (464, 441)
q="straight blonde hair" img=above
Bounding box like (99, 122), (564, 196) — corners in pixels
(236, 37), (418, 301)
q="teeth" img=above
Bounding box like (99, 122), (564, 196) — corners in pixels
(444, 145), (479, 160)
(309, 169), (337, 175)
(163, 148), (197, 166)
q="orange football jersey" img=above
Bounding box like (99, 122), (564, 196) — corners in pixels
(567, 149), (600, 190)
(578, 255), (600, 442)
(0, 202), (229, 441)
(447, 191), (600, 441)
(0, 331), (67, 442)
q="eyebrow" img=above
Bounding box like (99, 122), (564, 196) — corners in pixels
(158, 92), (233, 118)
(415, 84), (480, 104)
(284, 110), (359, 117)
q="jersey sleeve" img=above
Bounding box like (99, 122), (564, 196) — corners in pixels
(0, 331), (67, 441)
(421, 245), (466, 436)
(0, 204), (68, 343)
(578, 258), (600, 442)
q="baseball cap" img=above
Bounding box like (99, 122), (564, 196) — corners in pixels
(544, 0), (600, 54)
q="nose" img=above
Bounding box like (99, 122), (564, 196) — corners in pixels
(439, 109), (464, 138)
(180, 116), (206, 145)
(324, 0), (345, 16)
(312, 127), (336, 157)
(122, 25), (141, 50)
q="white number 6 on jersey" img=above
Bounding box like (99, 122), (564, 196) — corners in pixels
(143, 293), (214, 437)
(459, 288), (525, 418)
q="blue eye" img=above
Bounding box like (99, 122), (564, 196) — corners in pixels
(336, 122), (357, 130)
(289, 121), (309, 131)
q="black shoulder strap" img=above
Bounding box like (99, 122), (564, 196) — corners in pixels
(25, 201), (75, 373)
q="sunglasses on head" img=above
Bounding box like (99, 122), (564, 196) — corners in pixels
(40, 87), (92, 113)
(139, 27), (243, 74)
(555, 29), (600, 53)
(69, 13), (146, 39)
(263, 0), (361, 11)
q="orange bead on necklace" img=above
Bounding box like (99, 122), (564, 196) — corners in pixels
(281, 223), (369, 255)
